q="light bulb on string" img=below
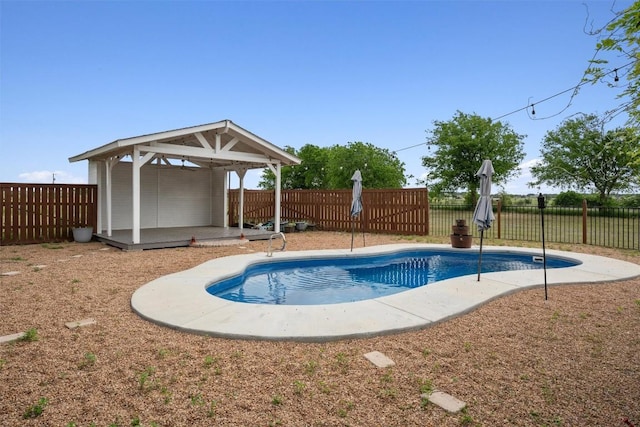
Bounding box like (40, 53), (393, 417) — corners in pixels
(614, 68), (619, 82)
(531, 104), (536, 116)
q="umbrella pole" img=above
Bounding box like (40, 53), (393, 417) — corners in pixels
(351, 218), (355, 252)
(477, 229), (484, 281)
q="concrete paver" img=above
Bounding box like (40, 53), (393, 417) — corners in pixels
(423, 391), (466, 413)
(1, 271), (20, 276)
(65, 318), (97, 329)
(0, 332), (25, 344)
(364, 351), (395, 368)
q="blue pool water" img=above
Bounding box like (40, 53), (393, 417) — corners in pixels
(207, 250), (580, 305)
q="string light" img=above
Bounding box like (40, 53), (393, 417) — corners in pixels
(393, 60), (634, 154)
(492, 61), (633, 122)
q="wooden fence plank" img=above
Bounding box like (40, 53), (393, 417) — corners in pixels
(1, 183), (97, 245)
(228, 188), (430, 235)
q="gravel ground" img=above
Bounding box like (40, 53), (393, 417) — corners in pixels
(0, 232), (639, 427)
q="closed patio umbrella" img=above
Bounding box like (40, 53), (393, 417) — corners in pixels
(350, 169), (363, 251)
(473, 160), (495, 281)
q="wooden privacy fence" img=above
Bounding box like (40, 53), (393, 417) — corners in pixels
(229, 188), (430, 235)
(1, 183), (97, 245)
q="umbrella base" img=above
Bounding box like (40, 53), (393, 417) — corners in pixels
(450, 234), (473, 248)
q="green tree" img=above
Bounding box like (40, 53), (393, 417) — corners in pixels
(298, 144), (331, 188)
(259, 142), (406, 189)
(258, 144), (330, 189)
(422, 111), (526, 204)
(585, 1), (640, 125)
(326, 142), (407, 189)
(553, 191), (586, 207)
(258, 145), (299, 189)
(530, 114), (640, 204)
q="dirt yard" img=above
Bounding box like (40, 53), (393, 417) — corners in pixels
(1, 232), (639, 426)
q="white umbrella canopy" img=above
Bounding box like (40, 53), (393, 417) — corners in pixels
(473, 160), (495, 281)
(350, 169), (363, 251)
(473, 160), (495, 231)
(350, 169), (363, 217)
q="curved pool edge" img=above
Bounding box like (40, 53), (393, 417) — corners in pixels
(130, 244), (640, 342)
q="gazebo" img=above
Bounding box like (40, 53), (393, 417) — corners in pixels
(69, 119), (300, 247)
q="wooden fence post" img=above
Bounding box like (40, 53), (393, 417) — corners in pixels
(582, 199), (587, 244)
(425, 190), (430, 235)
(497, 199), (502, 239)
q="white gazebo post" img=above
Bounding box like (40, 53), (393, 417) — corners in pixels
(236, 169), (247, 230)
(273, 162), (282, 232)
(223, 171), (229, 228)
(105, 156), (119, 237)
(132, 147), (141, 244)
(131, 147), (154, 244)
(104, 159), (110, 236)
(87, 160), (100, 231)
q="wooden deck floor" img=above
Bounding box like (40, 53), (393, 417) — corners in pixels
(94, 226), (274, 250)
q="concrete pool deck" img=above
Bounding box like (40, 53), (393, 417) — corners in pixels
(130, 244), (640, 342)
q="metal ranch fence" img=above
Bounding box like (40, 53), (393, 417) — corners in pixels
(429, 200), (640, 250)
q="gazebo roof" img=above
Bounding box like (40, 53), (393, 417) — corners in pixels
(69, 119), (300, 170)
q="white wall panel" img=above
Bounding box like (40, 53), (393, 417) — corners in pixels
(141, 166), (159, 228)
(211, 169), (227, 227)
(109, 162), (133, 229)
(157, 167), (211, 227)
(103, 162), (225, 230)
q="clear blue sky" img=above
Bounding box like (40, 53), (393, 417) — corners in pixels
(0, 0), (632, 194)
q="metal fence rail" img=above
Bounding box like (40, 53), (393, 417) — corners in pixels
(431, 202), (640, 250)
(586, 206), (640, 249)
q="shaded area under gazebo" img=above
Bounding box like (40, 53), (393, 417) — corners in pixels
(94, 226), (273, 251)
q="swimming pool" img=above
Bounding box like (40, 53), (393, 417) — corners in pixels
(131, 244), (640, 341)
(208, 250), (580, 305)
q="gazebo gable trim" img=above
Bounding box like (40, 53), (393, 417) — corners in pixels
(69, 120), (300, 166)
